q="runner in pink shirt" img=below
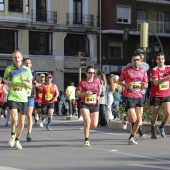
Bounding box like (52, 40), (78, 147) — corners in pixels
(118, 54), (148, 145)
(76, 65), (101, 147)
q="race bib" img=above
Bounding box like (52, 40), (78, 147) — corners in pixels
(159, 81), (169, 90)
(130, 82), (141, 91)
(85, 94), (97, 104)
(38, 93), (42, 98)
(12, 86), (23, 92)
(27, 89), (31, 97)
(45, 94), (53, 101)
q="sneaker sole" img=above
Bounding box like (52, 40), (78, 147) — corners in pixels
(26, 137), (32, 142)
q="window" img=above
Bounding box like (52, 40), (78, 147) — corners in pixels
(117, 6), (131, 24)
(0, 29), (18, 54)
(26, 0), (29, 14)
(109, 42), (122, 59)
(0, 0), (4, 11)
(64, 34), (89, 57)
(8, 0), (23, 12)
(29, 31), (52, 55)
(73, 0), (82, 24)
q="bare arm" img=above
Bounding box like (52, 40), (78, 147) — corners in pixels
(153, 75), (170, 86)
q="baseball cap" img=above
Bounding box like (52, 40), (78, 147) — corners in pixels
(40, 74), (45, 77)
(133, 49), (144, 55)
(113, 75), (119, 80)
(110, 74), (115, 77)
(46, 74), (53, 78)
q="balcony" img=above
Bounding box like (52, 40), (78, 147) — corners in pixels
(136, 0), (170, 4)
(66, 13), (94, 26)
(31, 10), (57, 24)
(137, 19), (170, 35)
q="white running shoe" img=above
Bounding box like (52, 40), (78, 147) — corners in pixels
(15, 140), (22, 149)
(35, 111), (39, 120)
(122, 114), (128, 129)
(128, 138), (138, 145)
(39, 122), (44, 127)
(8, 134), (15, 147)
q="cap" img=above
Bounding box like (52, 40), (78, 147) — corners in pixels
(133, 49), (144, 55)
(40, 74), (45, 77)
(113, 75), (119, 80)
(46, 74), (53, 78)
(110, 74), (115, 77)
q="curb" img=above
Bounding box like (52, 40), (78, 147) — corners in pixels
(108, 120), (170, 134)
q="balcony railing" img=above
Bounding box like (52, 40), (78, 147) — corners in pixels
(31, 10), (57, 23)
(137, 19), (170, 34)
(136, 0), (170, 4)
(66, 13), (94, 26)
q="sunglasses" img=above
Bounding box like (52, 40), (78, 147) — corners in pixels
(132, 59), (140, 61)
(88, 72), (95, 75)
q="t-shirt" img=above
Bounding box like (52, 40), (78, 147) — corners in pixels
(150, 65), (170, 97)
(3, 65), (32, 102)
(119, 67), (148, 98)
(65, 86), (76, 100)
(76, 78), (100, 106)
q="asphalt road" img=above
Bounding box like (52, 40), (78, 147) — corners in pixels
(0, 116), (170, 170)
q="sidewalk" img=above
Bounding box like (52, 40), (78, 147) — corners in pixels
(108, 120), (170, 134)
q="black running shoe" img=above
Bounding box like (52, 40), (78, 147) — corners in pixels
(26, 133), (32, 142)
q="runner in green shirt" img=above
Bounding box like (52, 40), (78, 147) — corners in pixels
(3, 50), (32, 150)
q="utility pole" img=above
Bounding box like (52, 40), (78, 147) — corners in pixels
(78, 52), (86, 82)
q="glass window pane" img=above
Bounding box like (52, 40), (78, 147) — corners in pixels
(0, 4), (4, 10)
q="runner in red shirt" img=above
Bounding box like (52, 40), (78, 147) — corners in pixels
(41, 74), (59, 131)
(150, 53), (170, 139)
(76, 65), (101, 147)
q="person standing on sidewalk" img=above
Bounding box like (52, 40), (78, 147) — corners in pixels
(41, 74), (59, 131)
(3, 50), (32, 149)
(150, 53), (170, 139)
(117, 54), (148, 145)
(23, 58), (35, 142)
(76, 65), (101, 147)
(126, 49), (150, 138)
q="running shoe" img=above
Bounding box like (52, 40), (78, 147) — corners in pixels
(84, 140), (90, 147)
(157, 126), (166, 138)
(128, 137), (138, 145)
(35, 111), (39, 120)
(15, 140), (22, 150)
(46, 125), (52, 131)
(26, 133), (32, 142)
(150, 131), (157, 139)
(39, 122), (44, 127)
(6, 122), (8, 126)
(139, 133), (146, 139)
(122, 114), (128, 129)
(8, 134), (15, 147)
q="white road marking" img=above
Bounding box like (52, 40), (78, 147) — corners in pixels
(127, 164), (170, 170)
(0, 166), (24, 170)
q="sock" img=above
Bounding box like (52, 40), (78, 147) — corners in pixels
(129, 134), (134, 140)
(11, 132), (15, 136)
(85, 138), (89, 141)
(160, 122), (165, 128)
(15, 137), (19, 141)
(27, 132), (31, 135)
(47, 117), (52, 126)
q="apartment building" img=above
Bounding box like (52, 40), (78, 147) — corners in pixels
(0, 0), (99, 91)
(100, 0), (170, 74)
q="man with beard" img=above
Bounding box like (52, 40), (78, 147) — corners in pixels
(117, 54), (148, 145)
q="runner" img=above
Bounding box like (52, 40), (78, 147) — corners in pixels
(41, 74), (59, 130)
(150, 53), (170, 139)
(3, 50), (32, 149)
(76, 65), (101, 147)
(117, 54), (148, 145)
(23, 58), (35, 141)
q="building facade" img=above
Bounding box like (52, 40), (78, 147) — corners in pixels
(0, 0), (99, 91)
(100, 0), (170, 75)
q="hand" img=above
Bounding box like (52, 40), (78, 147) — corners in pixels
(20, 74), (25, 82)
